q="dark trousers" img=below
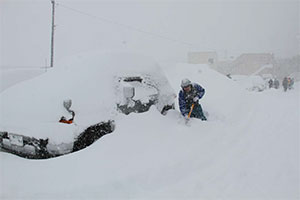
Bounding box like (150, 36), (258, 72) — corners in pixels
(190, 103), (207, 120)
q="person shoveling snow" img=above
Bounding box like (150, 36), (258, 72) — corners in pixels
(179, 78), (207, 121)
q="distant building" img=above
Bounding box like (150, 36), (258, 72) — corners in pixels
(231, 53), (275, 75)
(213, 53), (276, 76)
(188, 52), (218, 64)
(189, 52), (278, 77)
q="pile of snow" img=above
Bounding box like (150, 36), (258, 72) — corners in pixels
(231, 75), (267, 92)
(0, 52), (173, 144)
(1, 57), (299, 199)
(161, 63), (250, 122)
(0, 68), (45, 93)
(251, 64), (273, 76)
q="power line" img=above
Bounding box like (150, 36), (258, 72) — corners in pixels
(57, 2), (201, 48)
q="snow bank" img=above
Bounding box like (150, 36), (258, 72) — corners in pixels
(231, 75), (267, 91)
(1, 59), (299, 199)
(1, 86), (299, 199)
(0, 52), (171, 144)
(0, 68), (45, 92)
(161, 63), (251, 123)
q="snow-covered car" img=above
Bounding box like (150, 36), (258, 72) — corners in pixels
(116, 75), (175, 115)
(231, 75), (267, 92)
(0, 52), (176, 159)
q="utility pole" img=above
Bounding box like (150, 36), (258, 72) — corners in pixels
(50, 0), (55, 67)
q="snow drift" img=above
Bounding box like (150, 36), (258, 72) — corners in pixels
(0, 54), (299, 199)
(0, 52), (175, 145)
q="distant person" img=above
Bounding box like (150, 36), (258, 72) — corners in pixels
(282, 77), (288, 92)
(274, 79), (280, 89)
(268, 79), (273, 88)
(178, 78), (207, 120)
(288, 77), (294, 90)
(289, 78), (294, 90)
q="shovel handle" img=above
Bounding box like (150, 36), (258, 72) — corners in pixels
(188, 104), (195, 118)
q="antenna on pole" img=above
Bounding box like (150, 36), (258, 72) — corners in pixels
(50, 0), (55, 67)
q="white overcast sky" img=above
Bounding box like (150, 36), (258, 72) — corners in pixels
(0, 0), (299, 67)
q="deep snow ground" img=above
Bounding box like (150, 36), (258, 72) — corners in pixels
(0, 62), (299, 199)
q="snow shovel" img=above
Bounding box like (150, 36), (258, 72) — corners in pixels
(188, 104), (195, 118)
(184, 104), (194, 125)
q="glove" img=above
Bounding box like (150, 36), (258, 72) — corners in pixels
(183, 114), (189, 121)
(193, 96), (199, 102)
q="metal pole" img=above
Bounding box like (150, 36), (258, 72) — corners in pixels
(50, 0), (55, 67)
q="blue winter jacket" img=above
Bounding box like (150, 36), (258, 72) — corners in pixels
(178, 83), (205, 116)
